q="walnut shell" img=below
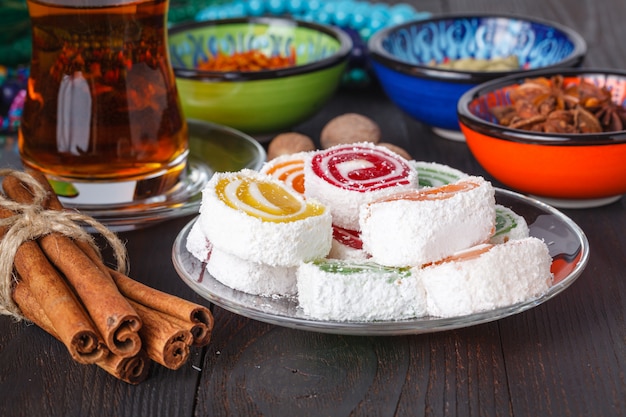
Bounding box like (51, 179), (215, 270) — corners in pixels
(320, 113), (381, 149)
(267, 132), (316, 160)
(377, 142), (412, 160)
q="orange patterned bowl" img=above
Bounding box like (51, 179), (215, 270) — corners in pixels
(457, 68), (626, 208)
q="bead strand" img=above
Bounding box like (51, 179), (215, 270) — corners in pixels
(0, 66), (28, 134)
(195, 0), (429, 42)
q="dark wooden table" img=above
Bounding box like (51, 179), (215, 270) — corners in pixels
(2, 0), (626, 416)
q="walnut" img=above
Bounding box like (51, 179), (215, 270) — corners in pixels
(320, 113), (381, 149)
(267, 132), (315, 160)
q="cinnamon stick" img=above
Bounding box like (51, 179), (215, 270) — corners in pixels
(12, 171), (213, 348)
(109, 269), (213, 347)
(37, 233), (142, 357)
(5, 170), (209, 373)
(9, 170), (64, 211)
(2, 174), (142, 358)
(127, 299), (193, 370)
(97, 347), (151, 385)
(3, 170), (125, 271)
(0, 210), (107, 364)
(12, 283), (151, 384)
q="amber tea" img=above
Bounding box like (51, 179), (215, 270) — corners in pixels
(20, 0), (188, 203)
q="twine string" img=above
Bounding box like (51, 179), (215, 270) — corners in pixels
(0, 169), (128, 319)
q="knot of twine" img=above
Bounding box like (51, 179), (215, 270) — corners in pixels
(0, 169), (128, 319)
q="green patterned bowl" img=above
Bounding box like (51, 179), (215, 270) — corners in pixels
(168, 17), (352, 136)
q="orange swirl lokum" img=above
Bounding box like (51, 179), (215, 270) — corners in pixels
(260, 152), (307, 195)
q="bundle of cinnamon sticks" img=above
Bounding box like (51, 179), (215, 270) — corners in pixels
(0, 169), (214, 384)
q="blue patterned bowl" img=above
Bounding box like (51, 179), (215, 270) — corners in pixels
(368, 13), (587, 141)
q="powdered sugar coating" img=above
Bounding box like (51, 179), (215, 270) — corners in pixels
(187, 218), (298, 296)
(186, 220), (211, 261)
(260, 151), (308, 194)
(417, 237), (553, 318)
(297, 259), (427, 321)
(328, 239), (370, 261)
(198, 169), (332, 266)
(411, 160), (469, 188)
(304, 142), (419, 230)
(360, 176), (496, 267)
(186, 158), (555, 322)
(206, 244), (298, 297)
(327, 226), (369, 261)
(490, 205), (530, 244)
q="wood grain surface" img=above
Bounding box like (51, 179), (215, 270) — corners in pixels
(1, 1), (625, 416)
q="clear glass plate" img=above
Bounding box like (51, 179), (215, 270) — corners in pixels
(172, 188), (589, 335)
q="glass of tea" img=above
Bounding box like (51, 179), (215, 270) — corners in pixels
(19, 0), (188, 206)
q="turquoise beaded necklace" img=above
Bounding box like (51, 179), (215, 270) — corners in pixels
(189, 0), (431, 42)
(184, 0), (431, 87)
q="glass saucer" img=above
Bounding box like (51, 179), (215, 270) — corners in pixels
(1, 119), (266, 232)
(530, 194), (623, 209)
(432, 127), (467, 142)
(172, 188), (590, 336)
